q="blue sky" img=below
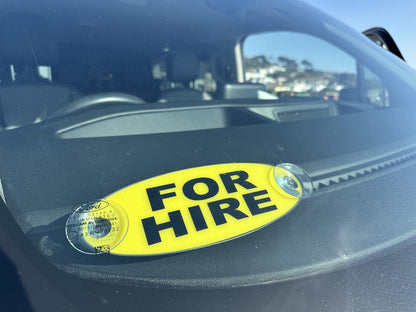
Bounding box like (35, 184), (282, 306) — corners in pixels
(244, 32), (357, 73)
(305, 0), (416, 69)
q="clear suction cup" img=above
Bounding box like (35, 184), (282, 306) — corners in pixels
(273, 163), (313, 198)
(65, 200), (128, 255)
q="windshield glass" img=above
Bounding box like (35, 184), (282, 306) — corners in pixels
(1, 0), (416, 311)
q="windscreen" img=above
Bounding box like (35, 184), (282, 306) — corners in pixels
(0, 0), (416, 298)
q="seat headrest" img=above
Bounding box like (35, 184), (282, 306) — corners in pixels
(166, 51), (199, 83)
(0, 14), (59, 66)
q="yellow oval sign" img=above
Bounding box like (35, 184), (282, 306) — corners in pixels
(66, 163), (305, 256)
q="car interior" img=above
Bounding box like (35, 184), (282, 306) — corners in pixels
(0, 1), (364, 134)
(2, 1), (416, 311)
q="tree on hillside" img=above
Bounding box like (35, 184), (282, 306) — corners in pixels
(244, 55), (271, 71)
(278, 56), (298, 73)
(301, 59), (313, 72)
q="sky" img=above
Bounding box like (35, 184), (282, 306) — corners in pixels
(304, 0), (416, 69)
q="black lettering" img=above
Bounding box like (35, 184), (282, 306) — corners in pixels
(146, 183), (176, 211)
(208, 198), (248, 225)
(183, 177), (219, 200)
(141, 210), (187, 245)
(188, 205), (208, 231)
(220, 171), (257, 194)
(243, 190), (277, 216)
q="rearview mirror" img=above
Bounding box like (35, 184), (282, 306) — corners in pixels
(363, 27), (405, 61)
